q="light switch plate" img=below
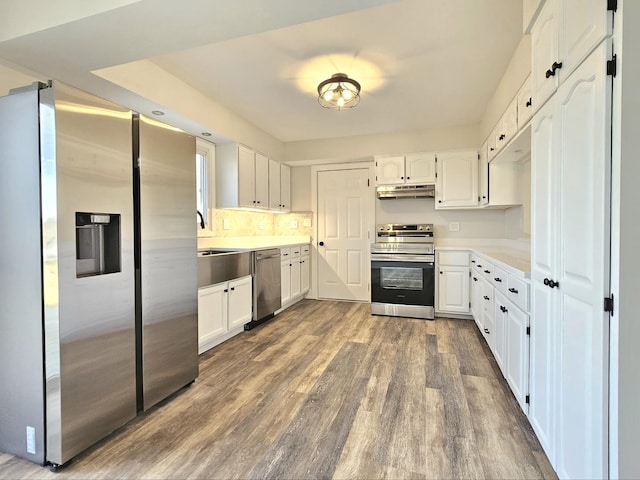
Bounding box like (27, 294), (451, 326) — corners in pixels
(449, 222), (460, 232)
(223, 219), (230, 230)
(259, 220), (266, 230)
(290, 220), (298, 229)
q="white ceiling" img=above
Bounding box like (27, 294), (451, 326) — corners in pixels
(0, 0), (522, 144)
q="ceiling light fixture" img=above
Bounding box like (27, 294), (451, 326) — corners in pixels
(151, 110), (165, 116)
(201, 132), (212, 137)
(317, 73), (361, 110)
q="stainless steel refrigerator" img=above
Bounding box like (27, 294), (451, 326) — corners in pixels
(0, 81), (198, 467)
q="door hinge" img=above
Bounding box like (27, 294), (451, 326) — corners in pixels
(367, 179), (370, 187)
(469, 302), (471, 308)
(375, 175), (378, 181)
(525, 394), (530, 404)
(477, 153), (480, 160)
(604, 294), (614, 315)
(607, 54), (617, 77)
(526, 326), (531, 336)
(435, 172), (438, 178)
(375, 161), (378, 167)
(608, 0), (617, 12)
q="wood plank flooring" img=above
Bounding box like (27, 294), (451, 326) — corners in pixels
(0, 300), (556, 479)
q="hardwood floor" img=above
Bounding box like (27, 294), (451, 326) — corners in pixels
(0, 300), (556, 479)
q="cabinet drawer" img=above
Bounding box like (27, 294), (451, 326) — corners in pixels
(479, 260), (494, 283)
(507, 275), (529, 312)
(290, 246), (301, 258)
(280, 247), (291, 261)
(491, 265), (509, 295)
(470, 254), (482, 272)
(438, 251), (469, 267)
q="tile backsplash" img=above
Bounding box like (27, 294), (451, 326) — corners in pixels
(209, 209), (313, 237)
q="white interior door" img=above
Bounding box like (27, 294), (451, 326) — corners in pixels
(317, 168), (370, 301)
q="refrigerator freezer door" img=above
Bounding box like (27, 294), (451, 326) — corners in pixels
(137, 115), (198, 410)
(42, 83), (137, 465)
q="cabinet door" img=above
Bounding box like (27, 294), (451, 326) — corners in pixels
(530, 92), (559, 466)
(478, 142), (489, 205)
(254, 152), (269, 209)
(405, 152), (436, 184)
(493, 290), (509, 374)
(290, 260), (301, 299)
(375, 155), (405, 185)
(268, 158), (281, 210)
(554, 41), (610, 480)
(531, 0), (559, 111)
(435, 150), (478, 208)
(437, 266), (470, 314)
(500, 100), (519, 147)
(517, 76), (533, 128)
(197, 283), (228, 353)
(470, 273), (483, 329)
(487, 126), (498, 161)
(558, 0), (612, 86)
(281, 261), (291, 306)
(227, 276), (252, 329)
(300, 256), (310, 294)
(480, 278), (495, 351)
(505, 300), (530, 414)
(280, 164), (291, 211)
(237, 145), (255, 208)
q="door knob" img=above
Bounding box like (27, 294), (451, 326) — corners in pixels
(319, 241), (324, 246)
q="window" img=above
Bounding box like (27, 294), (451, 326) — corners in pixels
(196, 139), (215, 230)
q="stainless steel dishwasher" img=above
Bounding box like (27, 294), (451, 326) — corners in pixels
(248, 248), (282, 329)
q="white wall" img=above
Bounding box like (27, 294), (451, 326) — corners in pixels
(291, 165), (312, 211)
(284, 124), (480, 164)
(479, 35), (531, 142)
(376, 198), (505, 239)
(0, 62), (43, 96)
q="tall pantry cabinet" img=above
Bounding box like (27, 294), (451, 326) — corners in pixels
(529, 1), (613, 479)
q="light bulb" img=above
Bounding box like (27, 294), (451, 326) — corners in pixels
(342, 89), (353, 101)
(323, 89), (334, 102)
(337, 96), (345, 107)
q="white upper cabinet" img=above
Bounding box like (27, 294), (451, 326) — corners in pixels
(375, 153), (436, 186)
(531, 0), (560, 111)
(517, 76), (533, 128)
(495, 99), (519, 151)
(268, 160), (291, 212)
(405, 152), (437, 184)
(217, 144), (269, 210)
(254, 152), (269, 208)
(531, 0), (612, 112)
(435, 150), (478, 209)
(478, 141), (489, 206)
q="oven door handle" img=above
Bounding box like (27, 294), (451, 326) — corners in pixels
(371, 255), (434, 263)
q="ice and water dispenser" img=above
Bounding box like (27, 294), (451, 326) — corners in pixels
(75, 212), (121, 277)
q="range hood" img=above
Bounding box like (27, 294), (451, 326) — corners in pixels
(376, 184), (435, 199)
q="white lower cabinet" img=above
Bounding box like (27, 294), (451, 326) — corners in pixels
(436, 251), (470, 314)
(280, 244), (311, 311)
(197, 274), (252, 354)
(479, 276), (495, 352)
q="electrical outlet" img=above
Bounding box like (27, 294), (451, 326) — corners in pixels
(26, 426), (36, 454)
(303, 218), (312, 227)
(223, 219), (230, 230)
(449, 222), (460, 232)
(290, 220), (298, 229)
(259, 220), (266, 230)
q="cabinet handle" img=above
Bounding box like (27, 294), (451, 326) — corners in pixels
(438, 200), (442, 203)
(484, 270), (490, 274)
(545, 61), (563, 78)
(484, 328), (490, 334)
(439, 271), (443, 275)
(500, 305), (508, 313)
(257, 200), (261, 204)
(252, 200), (256, 203)
(494, 277), (502, 282)
(543, 278), (559, 289)
(489, 147), (495, 152)
(224, 289), (228, 293)
(230, 287), (235, 291)
(473, 277), (478, 282)
(477, 264), (482, 268)
(508, 287), (519, 294)
(401, 176), (404, 179)
(471, 260), (476, 263)
(407, 176), (410, 180)
(482, 195), (487, 199)
(319, 241), (324, 246)
(499, 134), (506, 141)
(526, 98), (532, 107)
(483, 295), (490, 301)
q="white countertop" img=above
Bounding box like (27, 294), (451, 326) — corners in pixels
(435, 238), (531, 278)
(198, 235), (311, 252)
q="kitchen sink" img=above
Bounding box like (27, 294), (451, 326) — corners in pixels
(198, 250), (251, 287)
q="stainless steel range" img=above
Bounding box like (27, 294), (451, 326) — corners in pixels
(370, 224), (435, 319)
